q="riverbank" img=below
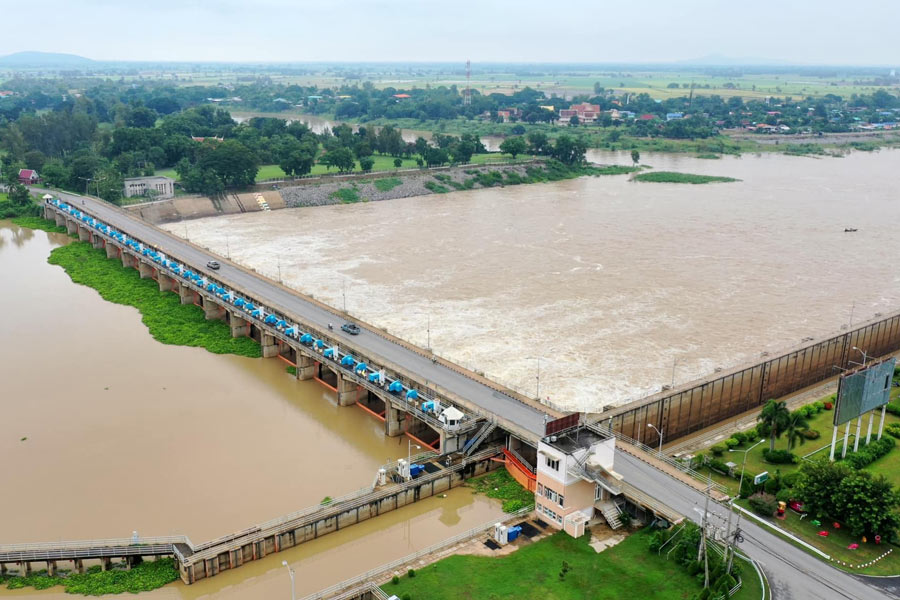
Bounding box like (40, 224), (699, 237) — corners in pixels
(43, 235), (260, 358)
(281, 160), (636, 208)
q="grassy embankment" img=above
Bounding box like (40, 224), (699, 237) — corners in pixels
(383, 528), (763, 600)
(0, 557), (178, 594)
(631, 171), (739, 184)
(155, 152), (529, 185)
(0, 191), (44, 219)
(46, 239), (260, 357)
(467, 468), (535, 513)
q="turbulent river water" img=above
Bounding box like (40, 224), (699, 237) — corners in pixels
(164, 149), (900, 412)
(0, 222), (504, 598)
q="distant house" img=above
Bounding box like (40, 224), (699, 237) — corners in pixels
(123, 176), (176, 200)
(0, 91), (15, 97)
(495, 108), (522, 122)
(191, 136), (224, 143)
(392, 93), (411, 99)
(638, 113), (657, 121)
(559, 102), (601, 123)
(665, 112), (684, 121)
(18, 169), (39, 185)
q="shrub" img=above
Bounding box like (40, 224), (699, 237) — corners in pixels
(886, 403), (900, 417)
(724, 438), (740, 450)
(844, 436), (895, 469)
(710, 444), (726, 457)
(782, 472), (800, 488)
(748, 492), (778, 516)
(801, 429), (820, 440)
(775, 488), (794, 503)
(708, 458), (730, 474)
(732, 431), (747, 444)
(402, 594), (411, 600)
(391, 576), (400, 585)
(764, 476), (782, 495)
(408, 569), (416, 578)
(762, 449), (797, 464)
(813, 401), (825, 412)
(885, 423), (900, 439)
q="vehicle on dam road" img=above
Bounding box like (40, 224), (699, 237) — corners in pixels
(342, 322), (361, 335)
(206, 260), (220, 270)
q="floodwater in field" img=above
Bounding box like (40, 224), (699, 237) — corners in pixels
(165, 149), (900, 412)
(0, 222), (501, 551)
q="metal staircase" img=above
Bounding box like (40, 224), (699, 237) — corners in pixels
(463, 420), (497, 456)
(597, 501), (624, 530)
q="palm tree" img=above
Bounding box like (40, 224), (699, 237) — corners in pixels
(758, 399), (790, 450)
(784, 411), (810, 451)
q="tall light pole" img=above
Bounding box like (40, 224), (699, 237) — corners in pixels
(426, 314), (431, 351)
(277, 257), (282, 283)
(225, 235), (231, 259)
(536, 357), (541, 399)
(342, 279), (347, 313)
(727, 438), (766, 573)
(646, 423), (663, 457)
(407, 440), (421, 480)
(851, 346), (869, 366)
(281, 560), (295, 600)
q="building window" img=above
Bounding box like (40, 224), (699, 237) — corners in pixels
(595, 485), (602, 501)
(537, 483), (544, 495)
(545, 456), (559, 471)
(558, 494), (564, 508)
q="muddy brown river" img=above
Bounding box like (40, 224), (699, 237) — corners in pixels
(165, 149), (900, 412)
(0, 222), (504, 598)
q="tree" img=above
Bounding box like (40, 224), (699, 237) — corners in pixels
(499, 136), (528, 159)
(568, 115), (579, 127)
(834, 471), (900, 537)
(423, 147), (448, 167)
(449, 140), (475, 164)
(393, 158), (402, 168)
(631, 150), (640, 166)
(359, 156), (375, 172)
(784, 411), (810, 451)
(201, 140), (259, 187)
(414, 137), (429, 158)
(320, 147), (355, 173)
(41, 159), (71, 188)
(757, 399), (790, 450)
(526, 132), (551, 155)
(552, 135), (587, 165)
(7, 183), (31, 207)
(24, 150), (46, 172)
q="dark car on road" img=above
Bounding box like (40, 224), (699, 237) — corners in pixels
(207, 260), (220, 270)
(341, 322), (361, 335)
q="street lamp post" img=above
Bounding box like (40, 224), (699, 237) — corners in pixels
(407, 440), (421, 480)
(281, 560), (295, 600)
(671, 357), (679, 388)
(536, 358), (541, 399)
(646, 423), (664, 457)
(727, 438), (766, 573)
(851, 346), (869, 366)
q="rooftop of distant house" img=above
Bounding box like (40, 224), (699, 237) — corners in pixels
(392, 93), (411, 99)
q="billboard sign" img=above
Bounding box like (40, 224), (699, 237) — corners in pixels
(545, 413), (580, 437)
(834, 358), (896, 426)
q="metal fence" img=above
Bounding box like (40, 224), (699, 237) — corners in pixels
(600, 309), (900, 445)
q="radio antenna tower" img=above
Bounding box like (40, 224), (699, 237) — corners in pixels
(463, 59), (472, 106)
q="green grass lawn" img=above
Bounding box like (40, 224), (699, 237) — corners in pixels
(467, 467), (534, 513)
(156, 153), (526, 185)
(736, 501), (899, 576)
(384, 528), (762, 600)
(631, 171), (739, 184)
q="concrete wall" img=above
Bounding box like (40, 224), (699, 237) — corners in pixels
(124, 191), (283, 224)
(605, 310), (900, 444)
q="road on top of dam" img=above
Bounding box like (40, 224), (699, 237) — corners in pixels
(47, 189), (552, 440)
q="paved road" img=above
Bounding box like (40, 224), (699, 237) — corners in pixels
(47, 190), (550, 439)
(615, 450), (894, 600)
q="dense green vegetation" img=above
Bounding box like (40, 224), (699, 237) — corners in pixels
(10, 215), (66, 232)
(385, 527), (762, 600)
(0, 558), (178, 595)
(47, 240), (260, 357)
(631, 171), (739, 184)
(331, 187), (360, 203)
(0, 186), (41, 218)
(468, 467), (534, 513)
(373, 177), (403, 192)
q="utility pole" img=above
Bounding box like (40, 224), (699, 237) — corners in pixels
(536, 357), (541, 399)
(699, 476), (711, 589)
(426, 314), (431, 351)
(225, 235), (231, 259)
(342, 279), (347, 313)
(277, 257), (282, 283)
(671, 357), (678, 388)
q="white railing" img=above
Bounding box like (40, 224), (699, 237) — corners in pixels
(298, 506), (534, 600)
(0, 535), (191, 554)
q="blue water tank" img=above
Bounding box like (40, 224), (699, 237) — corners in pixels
(314, 339), (325, 348)
(340, 355), (355, 367)
(507, 526), (522, 542)
(276, 319), (287, 329)
(251, 309), (262, 318)
(421, 401), (435, 413)
(368, 372), (381, 383)
(265, 314), (278, 325)
(324, 348), (335, 359)
(406, 389), (419, 401)
(285, 327), (296, 336)
(300, 333), (313, 344)
(388, 381), (403, 393)
(409, 464), (425, 477)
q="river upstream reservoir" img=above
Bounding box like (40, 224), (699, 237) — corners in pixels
(164, 149), (900, 412)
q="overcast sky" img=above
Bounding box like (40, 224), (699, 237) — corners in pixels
(0, 0), (897, 65)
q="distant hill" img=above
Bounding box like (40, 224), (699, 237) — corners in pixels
(0, 51), (95, 66)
